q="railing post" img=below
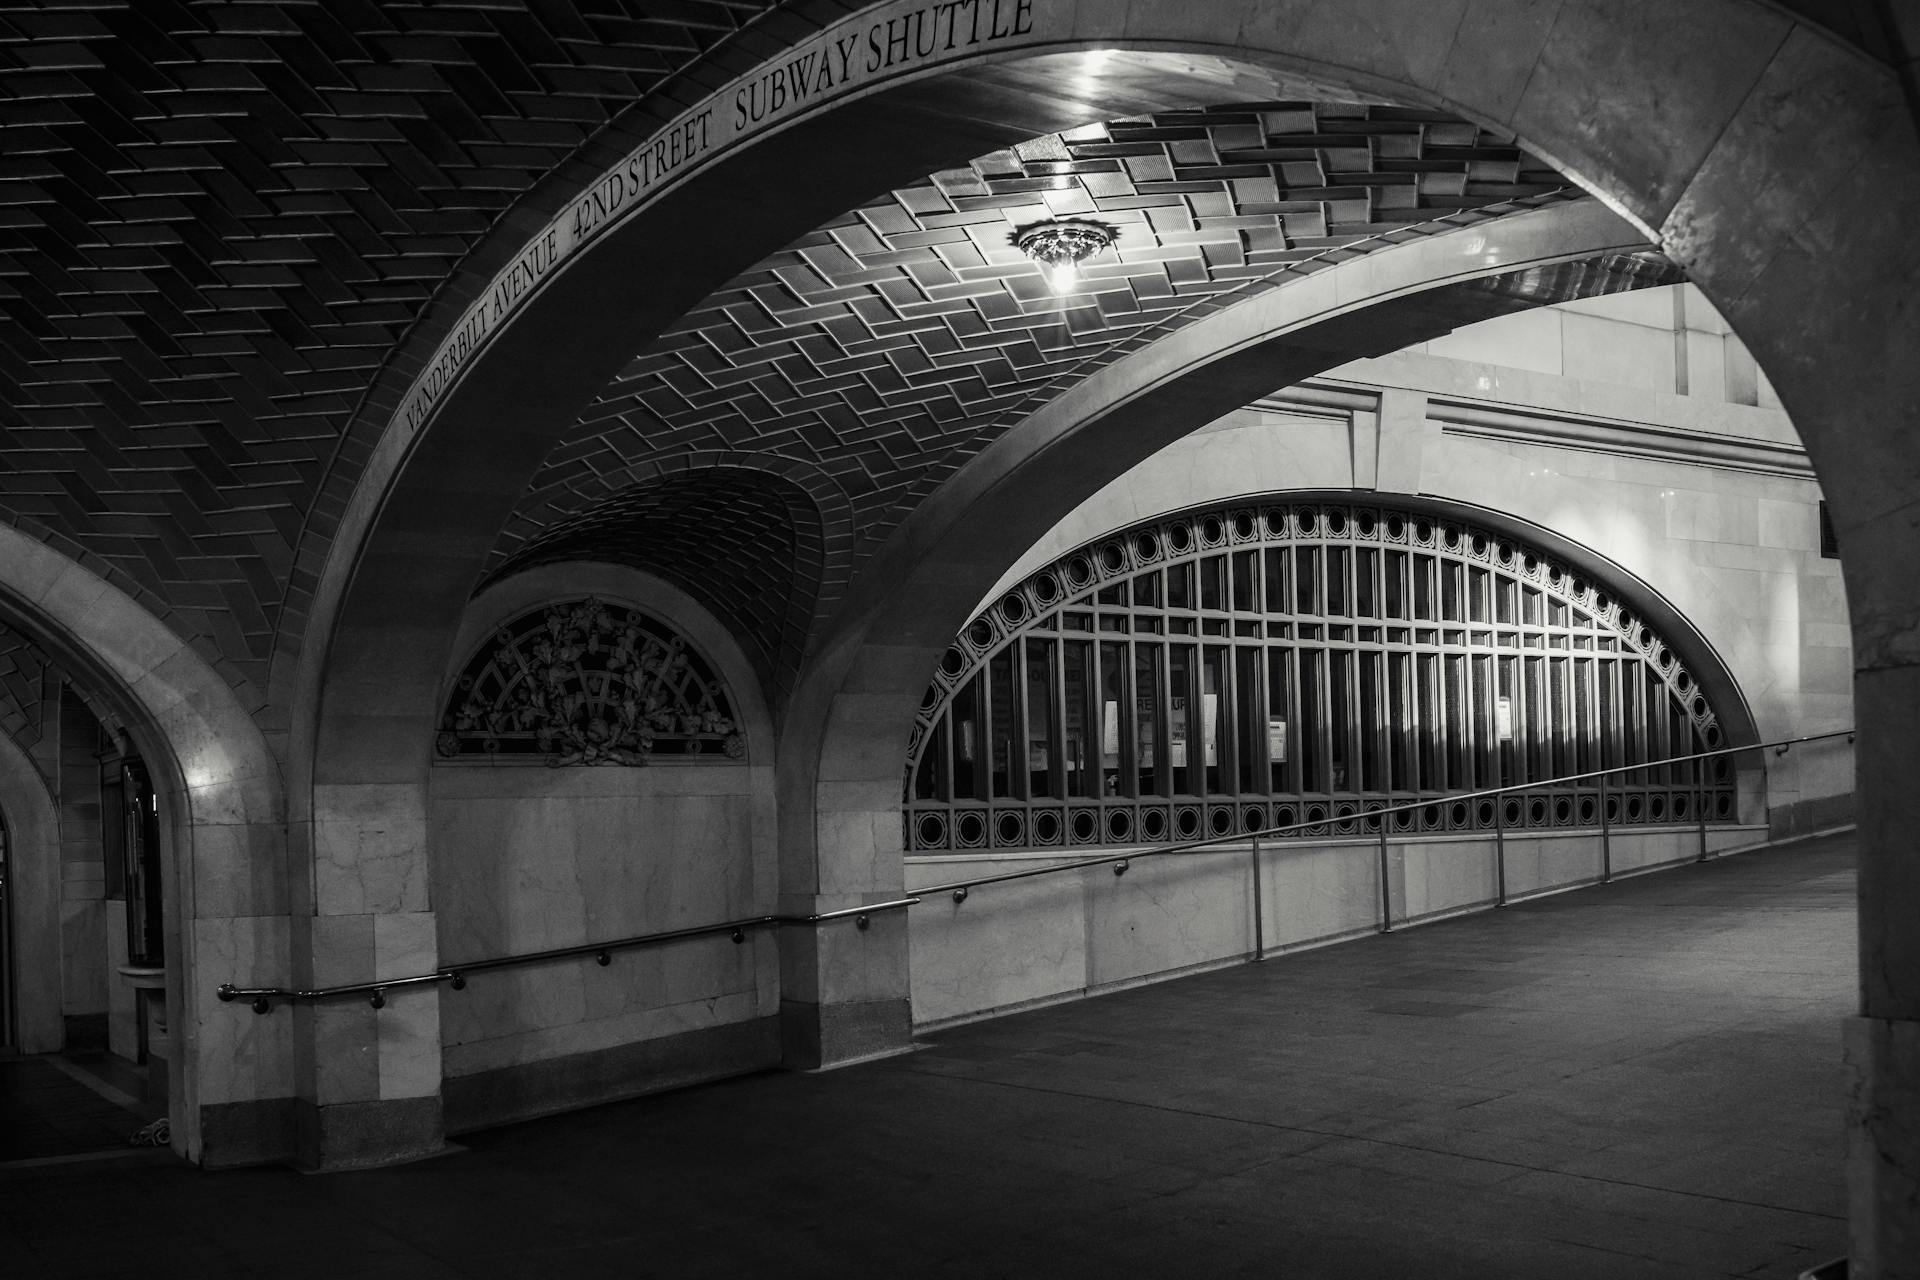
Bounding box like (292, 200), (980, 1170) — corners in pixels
(1494, 789), (1508, 907)
(1251, 833), (1265, 961)
(1696, 755), (1710, 863)
(1377, 810), (1393, 933)
(1598, 770), (1613, 884)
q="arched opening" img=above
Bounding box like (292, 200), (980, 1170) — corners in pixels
(0, 526), (286, 1167)
(907, 495), (1750, 854)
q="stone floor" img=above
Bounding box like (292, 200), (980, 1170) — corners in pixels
(0, 833), (1854, 1278)
(0, 1054), (161, 1164)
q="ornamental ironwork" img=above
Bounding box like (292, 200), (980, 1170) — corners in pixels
(906, 498), (1740, 852)
(438, 597), (741, 765)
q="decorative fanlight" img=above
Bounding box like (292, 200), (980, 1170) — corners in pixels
(1011, 218), (1119, 294)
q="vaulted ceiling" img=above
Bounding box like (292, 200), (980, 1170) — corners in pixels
(0, 2), (1770, 719)
(0, 0), (784, 702)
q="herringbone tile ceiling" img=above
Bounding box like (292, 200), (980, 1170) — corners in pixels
(0, 0), (778, 703)
(485, 103), (1577, 684)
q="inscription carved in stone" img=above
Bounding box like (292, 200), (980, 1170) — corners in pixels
(438, 597), (740, 765)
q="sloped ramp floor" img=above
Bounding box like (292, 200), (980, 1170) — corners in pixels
(0, 834), (1853, 1278)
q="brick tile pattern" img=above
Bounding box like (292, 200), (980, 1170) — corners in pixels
(489, 104), (1575, 690)
(0, 0), (779, 705)
(482, 463), (827, 685)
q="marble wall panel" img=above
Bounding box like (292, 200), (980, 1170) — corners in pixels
(906, 827), (1783, 1028)
(1424, 309), (1564, 376)
(59, 896), (105, 1012)
(430, 760), (767, 1075)
(907, 865), (1087, 1026)
(309, 1000), (381, 1105)
(573, 934), (759, 1023)
(105, 899), (135, 1059)
(307, 914), (374, 988)
(440, 964), (588, 1051)
(312, 782), (428, 918)
(188, 821), (288, 921)
(1501, 835), (1606, 897)
(805, 910), (910, 1007)
(1681, 329), (1728, 401)
(443, 987), (765, 1079)
(190, 914), (294, 1104)
(1561, 285), (1684, 330)
(1262, 841), (1383, 951)
(376, 986), (441, 1101)
(1399, 838), (1500, 921)
(1601, 829), (1678, 874)
(1085, 852), (1251, 989)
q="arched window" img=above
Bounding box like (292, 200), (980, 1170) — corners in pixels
(906, 500), (1736, 851)
(438, 597), (742, 765)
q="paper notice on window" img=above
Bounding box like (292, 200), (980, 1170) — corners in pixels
(1102, 700), (1119, 760)
(1496, 695), (1514, 742)
(1268, 717), (1288, 762)
(1203, 693), (1218, 766)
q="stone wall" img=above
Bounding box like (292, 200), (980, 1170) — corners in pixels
(909, 823), (1768, 1028)
(427, 565), (778, 1132)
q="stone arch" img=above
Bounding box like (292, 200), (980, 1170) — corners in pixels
(0, 723), (62, 1053)
(290, 8), (1920, 1250)
(0, 523), (286, 1167)
(798, 199), (1653, 828)
(295, 10), (1910, 842)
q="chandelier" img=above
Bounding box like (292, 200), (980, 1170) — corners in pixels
(1011, 218), (1119, 294)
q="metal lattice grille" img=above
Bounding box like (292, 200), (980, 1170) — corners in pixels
(438, 597), (741, 765)
(906, 501), (1736, 852)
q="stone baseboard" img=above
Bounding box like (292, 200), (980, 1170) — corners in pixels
(443, 1016), (780, 1136)
(197, 1097), (298, 1168)
(779, 997), (911, 1071)
(1769, 793), (1855, 841)
(295, 1095), (446, 1172)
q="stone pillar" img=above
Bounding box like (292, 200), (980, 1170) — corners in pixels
(293, 783), (445, 1170)
(1846, 661), (1920, 1277)
(775, 678), (913, 1070)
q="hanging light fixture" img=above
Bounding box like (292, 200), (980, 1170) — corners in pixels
(1011, 218), (1119, 294)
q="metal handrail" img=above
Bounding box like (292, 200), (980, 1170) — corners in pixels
(215, 729), (1852, 1013)
(912, 728), (1855, 902)
(216, 897), (920, 1014)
